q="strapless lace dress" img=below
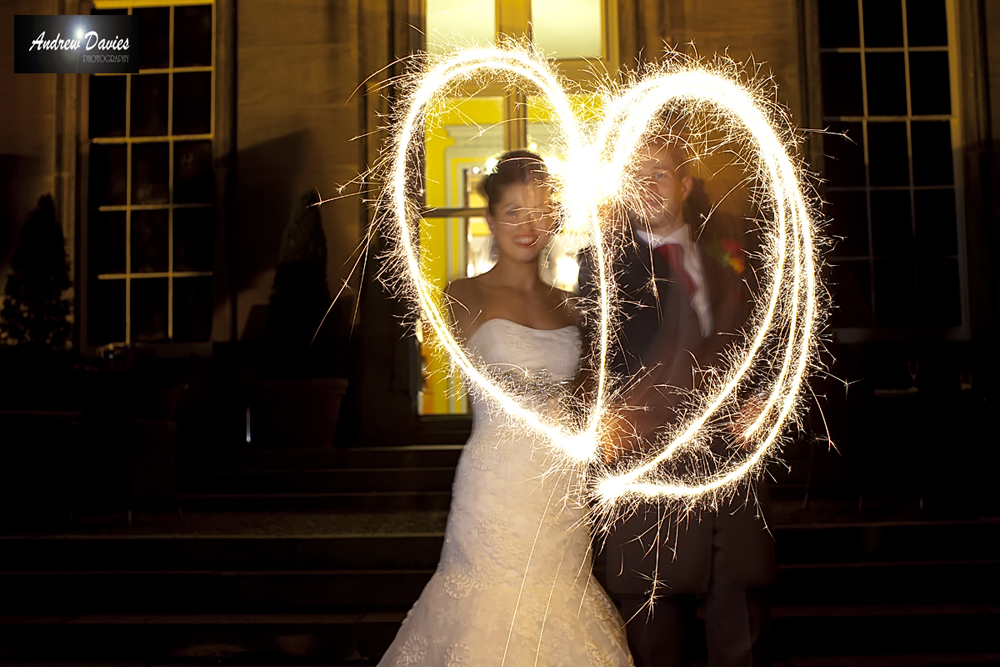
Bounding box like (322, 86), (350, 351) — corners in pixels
(378, 318), (633, 667)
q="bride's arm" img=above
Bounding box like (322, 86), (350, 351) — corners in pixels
(443, 278), (479, 342)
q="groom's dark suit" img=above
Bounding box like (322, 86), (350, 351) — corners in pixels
(580, 229), (776, 667)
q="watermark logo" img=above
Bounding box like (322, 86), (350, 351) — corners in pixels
(15, 15), (138, 74)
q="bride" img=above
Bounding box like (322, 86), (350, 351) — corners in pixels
(377, 151), (633, 667)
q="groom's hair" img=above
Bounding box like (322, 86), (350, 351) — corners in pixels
(480, 150), (549, 215)
(645, 118), (696, 177)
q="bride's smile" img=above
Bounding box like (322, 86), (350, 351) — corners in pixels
(487, 182), (554, 264)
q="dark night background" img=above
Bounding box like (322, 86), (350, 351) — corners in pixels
(0, 0), (998, 665)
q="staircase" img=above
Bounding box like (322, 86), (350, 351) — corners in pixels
(771, 519), (1000, 663)
(0, 531), (441, 662)
(181, 445), (462, 512)
(1, 440), (998, 665)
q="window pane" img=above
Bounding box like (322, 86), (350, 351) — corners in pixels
(911, 120), (953, 185)
(909, 52), (951, 116)
(527, 93), (598, 159)
(916, 257), (960, 326)
(819, 0), (959, 332)
(829, 260), (872, 327)
(135, 7), (169, 70)
(906, 0), (948, 47)
(174, 207), (215, 272)
(532, 0), (603, 59)
(89, 75), (126, 138)
(825, 190), (869, 256)
(865, 52), (907, 116)
(131, 278), (168, 342)
(173, 72), (212, 135)
(130, 74), (169, 137)
(88, 278), (125, 344)
(819, 0), (860, 48)
(174, 5), (213, 67)
(424, 96), (504, 209)
(132, 142), (170, 204)
(173, 276), (213, 342)
(862, 0), (904, 47)
(824, 122), (866, 187)
(89, 143), (127, 206)
(131, 209), (169, 273)
(426, 0), (495, 55)
(867, 122), (909, 187)
(821, 53), (863, 117)
(174, 141), (214, 203)
(89, 210), (126, 275)
(422, 95), (503, 414)
(914, 188), (956, 257)
(870, 190), (912, 258)
(873, 257), (917, 327)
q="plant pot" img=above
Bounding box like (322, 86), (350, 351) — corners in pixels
(258, 378), (349, 449)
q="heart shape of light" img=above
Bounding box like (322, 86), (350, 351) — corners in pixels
(383, 45), (822, 506)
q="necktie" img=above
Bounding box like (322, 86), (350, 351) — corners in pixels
(656, 243), (697, 297)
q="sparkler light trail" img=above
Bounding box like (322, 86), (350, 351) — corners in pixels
(378, 43), (826, 511)
(383, 45), (613, 465)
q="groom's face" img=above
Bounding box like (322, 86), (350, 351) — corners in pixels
(633, 141), (693, 237)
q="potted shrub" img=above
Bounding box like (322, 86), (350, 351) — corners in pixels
(1, 194), (72, 361)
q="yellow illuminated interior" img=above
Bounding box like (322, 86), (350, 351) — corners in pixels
(421, 96), (504, 415)
(419, 93), (607, 414)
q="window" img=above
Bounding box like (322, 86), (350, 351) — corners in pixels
(418, 0), (615, 414)
(85, 2), (215, 346)
(818, 0), (963, 333)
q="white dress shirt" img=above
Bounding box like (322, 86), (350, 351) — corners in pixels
(635, 224), (714, 337)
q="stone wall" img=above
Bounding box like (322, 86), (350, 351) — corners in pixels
(234, 0), (366, 340)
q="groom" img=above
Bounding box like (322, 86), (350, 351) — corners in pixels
(579, 132), (776, 667)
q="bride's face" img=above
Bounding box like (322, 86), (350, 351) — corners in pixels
(486, 182), (554, 264)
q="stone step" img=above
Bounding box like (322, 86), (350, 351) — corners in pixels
(183, 473), (811, 499)
(0, 570), (434, 614)
(772, 560), (1000, 607)
(774, 518), (1000, 564)
(3, 515), (995, 661)
(183, 467), (458, 494)
(0, 612), (406, 663)
(173, 489), (802, 513)
(3, 519), (996, 571)
(188, 445), (464, 472)
(178, 491), (453, 512)
(771, 605), (1000, 658)
(0, 606), (996, 663)
(2, 560), (995, 614)
(413, 416), (472, 445)
(179, 447), (819, 514)
(0, 534), (447, 571)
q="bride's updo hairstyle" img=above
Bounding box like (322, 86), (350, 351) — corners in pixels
(480, 150), (549, 216)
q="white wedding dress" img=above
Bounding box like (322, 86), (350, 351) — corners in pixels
(378, 318), (633, 667)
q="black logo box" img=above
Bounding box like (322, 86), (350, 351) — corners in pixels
(15, 15), (138, 74)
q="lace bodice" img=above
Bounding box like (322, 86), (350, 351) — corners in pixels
(466, 319), (582, 427)
(467, 318), (582, 379)
(377, 319), (632, 667)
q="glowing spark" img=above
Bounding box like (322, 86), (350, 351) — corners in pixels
(592, 66), (823, 509)
(379, 44), (825, 510)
